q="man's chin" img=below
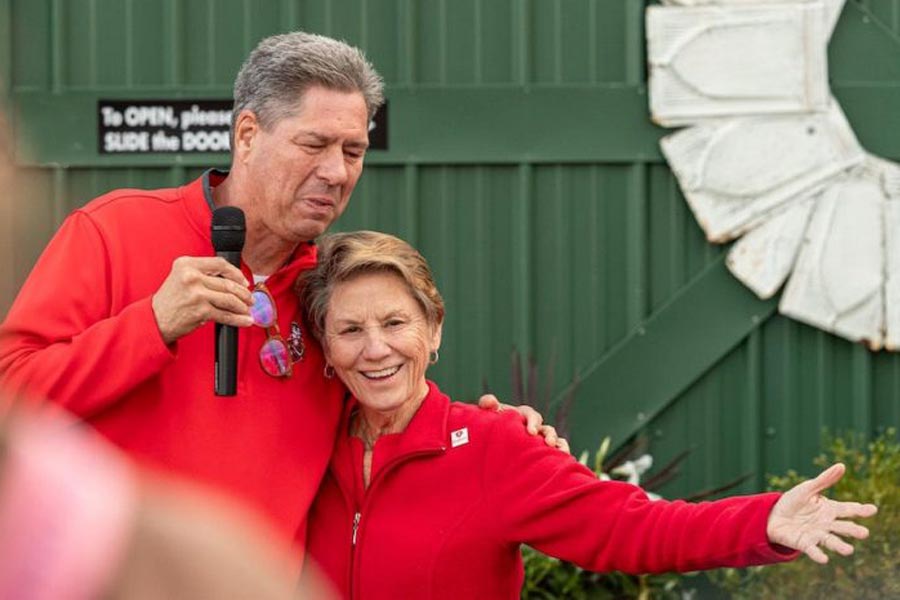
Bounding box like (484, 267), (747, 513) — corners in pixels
(293, 215), (335, 242)
(293, 223), (332, 243)
(290, 209), (342, 241)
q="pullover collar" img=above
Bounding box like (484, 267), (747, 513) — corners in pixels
(332, 381), (450, 500)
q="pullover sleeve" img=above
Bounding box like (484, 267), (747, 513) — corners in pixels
(484, 414), (798, 574)
(0, 211), (175, 415)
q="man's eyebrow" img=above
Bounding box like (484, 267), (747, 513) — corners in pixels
(294, 131), (369, 149)
(294, 131), (331, 144)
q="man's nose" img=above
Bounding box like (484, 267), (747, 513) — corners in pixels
(317, 145), (348, 186)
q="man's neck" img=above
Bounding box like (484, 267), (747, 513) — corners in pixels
(242, 228), (299, 276)
(212, 174), (299, 276)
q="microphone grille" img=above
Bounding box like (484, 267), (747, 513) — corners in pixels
(211, 206), (246, 252)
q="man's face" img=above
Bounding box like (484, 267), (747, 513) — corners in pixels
(237, 86), (370, 244)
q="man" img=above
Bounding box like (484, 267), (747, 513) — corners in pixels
(0, 32), (554, 563)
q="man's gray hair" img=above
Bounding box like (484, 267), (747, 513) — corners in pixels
(232, 31), (384, 131)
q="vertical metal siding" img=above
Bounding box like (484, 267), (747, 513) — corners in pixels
(3, 0), (900, 498)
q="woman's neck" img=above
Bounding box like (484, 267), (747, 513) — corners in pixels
(353, 383), (429, 450)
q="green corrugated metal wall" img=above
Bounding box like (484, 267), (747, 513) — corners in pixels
(2, 0), (900, 498)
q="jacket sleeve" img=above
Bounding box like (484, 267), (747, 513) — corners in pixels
(484, 414), (798, 574)
(0, 211), (175, 416)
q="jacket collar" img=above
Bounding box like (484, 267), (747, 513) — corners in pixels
(369, 380), (450, 473)
(332, 381), (450, 495)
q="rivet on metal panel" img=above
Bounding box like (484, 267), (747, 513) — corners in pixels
(637, 326), (646, 336)
(653, 429), (664, 439)
(765, 427), (776, 438)
(636, 412), (647, 422)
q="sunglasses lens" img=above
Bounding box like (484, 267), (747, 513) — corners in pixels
(250, 290), (276, 327)
(259, 338), (291, 377)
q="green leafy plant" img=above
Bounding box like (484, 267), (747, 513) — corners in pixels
(708, 428), (900, 599)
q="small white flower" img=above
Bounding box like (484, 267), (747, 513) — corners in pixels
(611, 454), (654, 485)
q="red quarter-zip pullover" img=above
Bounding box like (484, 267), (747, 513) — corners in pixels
(305, 381), (796, 598)
(0, 172), (345, 562)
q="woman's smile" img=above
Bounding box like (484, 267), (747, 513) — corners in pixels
(360, 365), (402, 380)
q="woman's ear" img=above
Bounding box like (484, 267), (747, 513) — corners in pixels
(430, 320), (443, 354)
(320, 339), (332, 364)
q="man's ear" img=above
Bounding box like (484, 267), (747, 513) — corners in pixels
(232, 109), (260, 163)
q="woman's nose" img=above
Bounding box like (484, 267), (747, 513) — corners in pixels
(361, 330), (391, 359)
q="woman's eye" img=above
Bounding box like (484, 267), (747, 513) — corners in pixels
(340, 326), (361, 335)
(385, 319), (404, 328)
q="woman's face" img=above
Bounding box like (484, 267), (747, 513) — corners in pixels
(323, 271), (442, 415)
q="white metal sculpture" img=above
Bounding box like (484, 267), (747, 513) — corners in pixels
(648, 3), (830, 124)
(648, 0), (900, 351)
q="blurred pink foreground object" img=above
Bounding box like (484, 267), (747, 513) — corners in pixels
(0, 409), (137, 600)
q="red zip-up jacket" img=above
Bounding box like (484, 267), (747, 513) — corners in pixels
(305, 381), (797, 599)
(0, 172), (345, 561)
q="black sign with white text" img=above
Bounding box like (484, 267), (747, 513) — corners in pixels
(98, 100), (233, 154)
(98, 99), (389, 154)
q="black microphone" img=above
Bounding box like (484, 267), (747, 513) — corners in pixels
(211, 206), (246, 396)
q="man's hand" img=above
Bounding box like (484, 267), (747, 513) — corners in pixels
(152, 257), (255, 345)
(766, 463), (877, 564)
(477, 395), (571, 454)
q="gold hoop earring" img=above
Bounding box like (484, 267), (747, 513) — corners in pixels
(428, 350), (439, 365)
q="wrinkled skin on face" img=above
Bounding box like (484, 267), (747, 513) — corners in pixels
(323, 272), (442, 419)
(232, 86), (370, 248)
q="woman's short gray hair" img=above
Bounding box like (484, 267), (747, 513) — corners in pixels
(298, 231), (445, 343)
(232, 31), (384, 131)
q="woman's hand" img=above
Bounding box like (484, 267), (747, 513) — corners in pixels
(476, 395), (570, 454)
(766, 463), (877, 564)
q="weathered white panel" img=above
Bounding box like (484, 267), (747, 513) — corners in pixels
(780, 160), (887, 349)
(660, 0), (844, 37)
(886, 201), (900, 350)
(660, 103), (864, 242)
(647, 3), (829, 125)
(822, 0), (845, 35)
(881, 160), (900, 350)
(727, 197), (815, 299)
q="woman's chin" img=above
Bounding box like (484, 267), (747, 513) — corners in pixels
(356, 393), (407, 414)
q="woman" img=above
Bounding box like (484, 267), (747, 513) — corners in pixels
(300, 231), (877, 599)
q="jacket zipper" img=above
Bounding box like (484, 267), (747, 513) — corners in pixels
(351, 511), (361, 545)
(348, 447), (445, 599)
